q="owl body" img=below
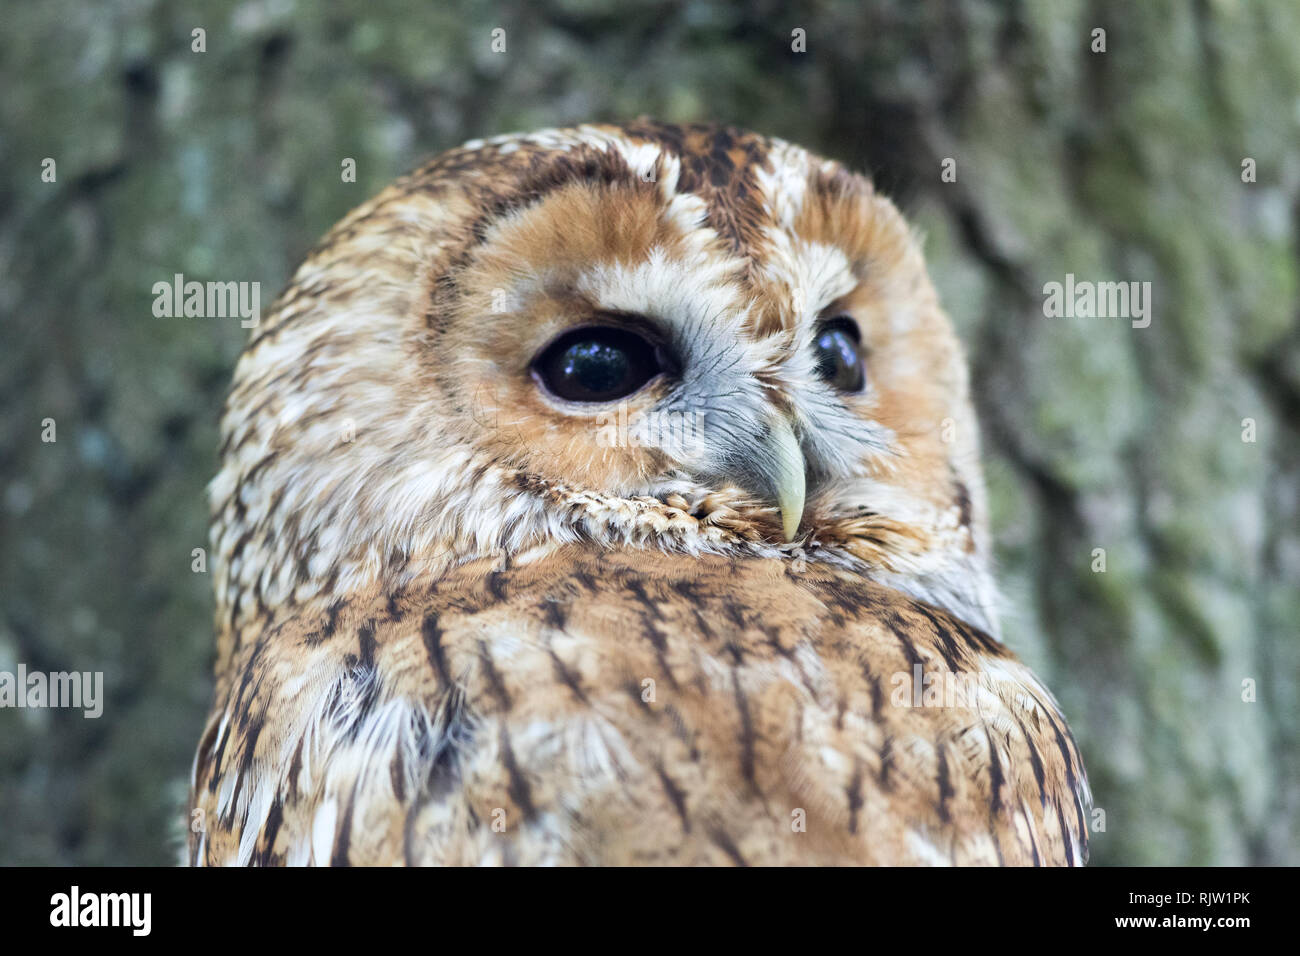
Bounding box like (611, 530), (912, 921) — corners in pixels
(191, 122), (1089, 865)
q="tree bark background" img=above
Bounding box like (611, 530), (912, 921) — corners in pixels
(1, 0), (1296, 865)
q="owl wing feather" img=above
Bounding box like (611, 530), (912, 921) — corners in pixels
(190, 545), (1089, 866)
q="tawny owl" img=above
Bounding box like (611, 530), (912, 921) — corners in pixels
(190, 121), (1090, 866)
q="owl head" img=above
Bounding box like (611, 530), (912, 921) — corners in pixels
(211, 122), (996, 642)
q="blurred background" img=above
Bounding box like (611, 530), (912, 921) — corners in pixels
(1, 0), (1297, 866)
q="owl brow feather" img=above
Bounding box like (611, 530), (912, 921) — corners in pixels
(462, 144), (649, 250)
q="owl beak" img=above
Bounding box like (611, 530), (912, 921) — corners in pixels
(766, 418), (807, 541)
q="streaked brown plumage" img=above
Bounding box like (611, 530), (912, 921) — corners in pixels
(190, 122), (1090, 866)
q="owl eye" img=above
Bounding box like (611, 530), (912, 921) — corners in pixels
(812, 317), (866, 393)
(532, 326), (666, 403)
